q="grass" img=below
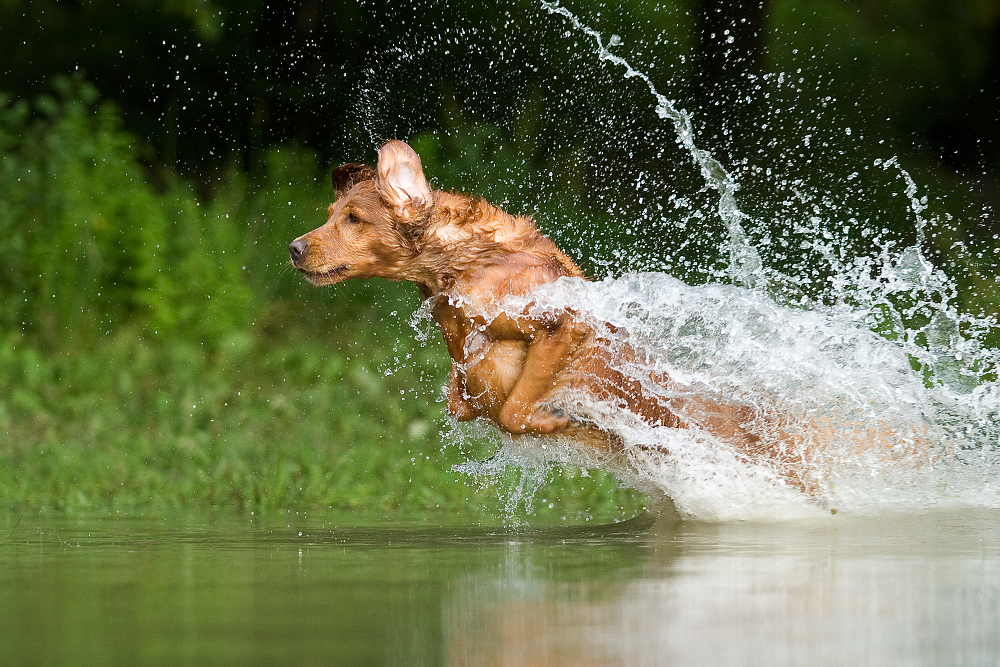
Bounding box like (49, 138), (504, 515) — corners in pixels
(0, 280), (648, 522)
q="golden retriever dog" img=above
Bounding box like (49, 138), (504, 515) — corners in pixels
(289, 140), (803, 483)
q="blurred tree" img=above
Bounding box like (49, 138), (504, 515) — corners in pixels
(767, 0), (1000, 175)
(2, 0), (1000, 188)
(0, 0), (376, 186)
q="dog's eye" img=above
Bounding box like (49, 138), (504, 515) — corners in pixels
(344, 212), (361, 225)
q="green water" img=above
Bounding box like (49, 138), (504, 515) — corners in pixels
(2, 509), (998, 666)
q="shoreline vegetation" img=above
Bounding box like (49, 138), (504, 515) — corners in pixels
(0, 81), (646, 521)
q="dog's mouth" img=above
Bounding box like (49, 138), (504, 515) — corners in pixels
(299, 264), (350, 285)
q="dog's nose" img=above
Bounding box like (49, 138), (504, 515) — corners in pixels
(289, 238), (308, 263)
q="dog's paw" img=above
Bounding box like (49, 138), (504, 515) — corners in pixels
(500, 403), (586, 435)
(445, 378), (477, 421)
(522, 407), (575, 434)
(446, 396), (477, 422)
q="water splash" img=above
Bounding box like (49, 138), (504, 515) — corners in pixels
(880, 158), (928, 242)
(451, 431), (555, 525)
(440, 1), (1000, 520)
(541, 0), (763, 289)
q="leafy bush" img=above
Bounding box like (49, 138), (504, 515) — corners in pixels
(0, 79), (647, 519)
(1, 77), (243, 343)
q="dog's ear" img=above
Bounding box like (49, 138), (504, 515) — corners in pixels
(331, 163), (375, 200)
(375, 140), (432, 223)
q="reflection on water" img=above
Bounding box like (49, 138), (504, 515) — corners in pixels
(2, 510), (998, 666)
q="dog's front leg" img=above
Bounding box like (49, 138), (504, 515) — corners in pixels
(498, 315), (589, 434)
(446, 362), (477, 421)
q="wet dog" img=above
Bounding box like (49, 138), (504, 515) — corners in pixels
(289, 140), (786, 474)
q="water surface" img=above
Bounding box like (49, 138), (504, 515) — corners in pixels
(3, 509), (998, 666)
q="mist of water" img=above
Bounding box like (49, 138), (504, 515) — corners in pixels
(434, 2), (1000, 520)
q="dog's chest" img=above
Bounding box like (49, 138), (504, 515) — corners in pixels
(432, 299), (527, 415)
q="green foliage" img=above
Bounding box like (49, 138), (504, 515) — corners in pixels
(0, 76), (251, 344)
(0, 322), (646, 519)
(0, 80), (647, 520)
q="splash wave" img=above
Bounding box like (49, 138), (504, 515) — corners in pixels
(438, 2), (1000, 520)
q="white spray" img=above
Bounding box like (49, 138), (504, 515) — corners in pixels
(441, 1), (1000, 520)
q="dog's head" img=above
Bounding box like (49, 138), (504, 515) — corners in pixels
(289, 140), (433, 286)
